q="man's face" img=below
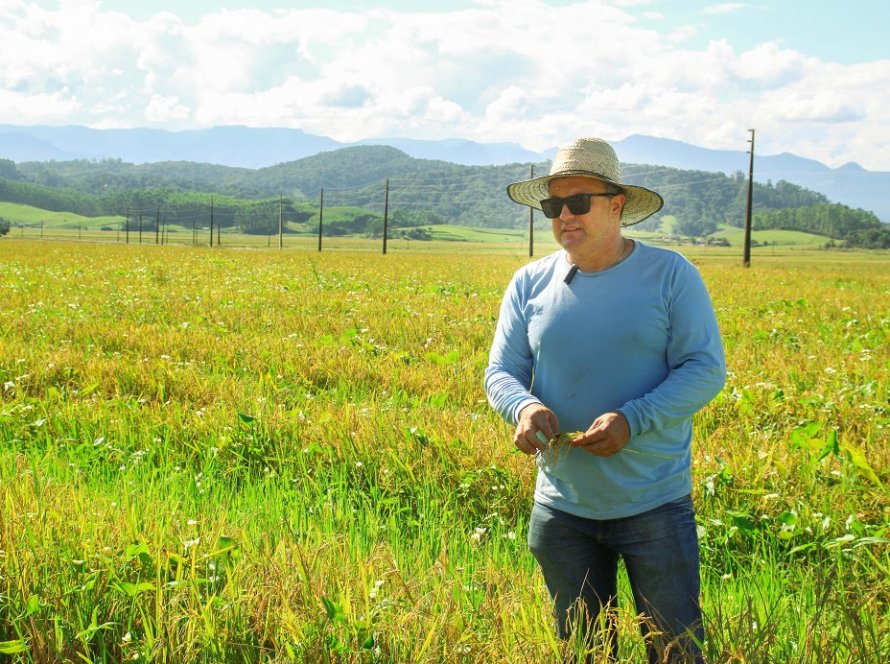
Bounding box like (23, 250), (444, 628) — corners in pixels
(548, 176), (625, 258)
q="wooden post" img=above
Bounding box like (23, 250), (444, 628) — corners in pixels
(383, 179), (389, 255)
(528, 164), (535, 257)
(743, 129), (755, 267)
(278, 195), (284, 249)
(318, 188), (324, 252)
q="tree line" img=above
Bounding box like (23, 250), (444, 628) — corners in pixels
(752, 203), (885, 242)
(1, 149), (885, 244)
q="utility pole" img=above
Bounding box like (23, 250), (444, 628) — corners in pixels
(155, 203), (161, 245)
(278, 195), (283, 249)
(383, 179), (389, 255)
(209, 197), (214, 247)
(528, 164), (535, 257)
(318, 188), (324, 252)
(743, 129), (755, 267)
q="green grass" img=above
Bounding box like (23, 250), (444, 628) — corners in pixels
(420, 224), (531, 243)
(0, 201), (125, 229)
(1, 199), (842, 251)
(713, 225), (831, 247)
(0, 241), (888, 662)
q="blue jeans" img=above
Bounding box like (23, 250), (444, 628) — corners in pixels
(527, 496), (704, 663)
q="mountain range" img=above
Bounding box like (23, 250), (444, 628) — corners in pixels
(1, 124), (887, 221)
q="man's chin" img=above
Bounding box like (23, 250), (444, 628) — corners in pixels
(558, 232), (584, 248)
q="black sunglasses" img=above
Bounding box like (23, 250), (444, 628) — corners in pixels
(539, 193), (615, 219)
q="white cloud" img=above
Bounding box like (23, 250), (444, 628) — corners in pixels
(703, 3), (750, 15)
(0, 0), (887, 169)
(144, 94), (191, 123)
(667, 24), (700, 44)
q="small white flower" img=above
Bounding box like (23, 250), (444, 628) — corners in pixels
(187, 519), (198, 526)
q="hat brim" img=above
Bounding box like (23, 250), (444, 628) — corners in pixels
(507, 170), (664, 227)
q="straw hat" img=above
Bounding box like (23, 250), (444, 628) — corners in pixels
(507, 137), (664, 226)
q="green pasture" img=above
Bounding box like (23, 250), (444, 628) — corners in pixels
(2, 200), (845, 252)
(0, 240), (888, 663)
(0, 202), (124, 230)
(713, 225), (830, 248)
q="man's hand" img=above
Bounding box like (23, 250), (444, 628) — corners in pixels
(572, 412), (631, 457)
(514, 403), (559, 455)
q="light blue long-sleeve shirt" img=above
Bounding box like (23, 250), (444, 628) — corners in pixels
(485, 242), (726, 519)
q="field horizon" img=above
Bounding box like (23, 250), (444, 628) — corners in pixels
(0, 200), (856, 251)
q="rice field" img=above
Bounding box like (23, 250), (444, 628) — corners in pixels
(0, 239), (887, 662)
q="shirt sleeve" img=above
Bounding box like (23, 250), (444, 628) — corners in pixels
(618, 260), (726, 437)
(484, 271), (543, 425)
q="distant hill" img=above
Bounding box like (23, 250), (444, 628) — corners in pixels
(0, 125), (890, 222)
(612, 135), (890, 222)
(1, 124), (886, 221)
(8, 143), (882, 245)
(0, 125), (342, 170)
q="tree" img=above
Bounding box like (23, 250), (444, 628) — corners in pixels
(844, 227), (890, 249)
(396, 227), (433, 241)
(753, 203), (882, 239)
(0, 159), (19, 180)
(0, 216), (10, 236)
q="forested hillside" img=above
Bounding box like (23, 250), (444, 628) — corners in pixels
(0, 146), (884, 244)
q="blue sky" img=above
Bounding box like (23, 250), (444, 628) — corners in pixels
(3, 0), (889, 169)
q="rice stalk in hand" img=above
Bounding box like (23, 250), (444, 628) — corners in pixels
(543, 431), (581, 463)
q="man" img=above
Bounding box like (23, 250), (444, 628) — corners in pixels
(485, 137), (726, 662)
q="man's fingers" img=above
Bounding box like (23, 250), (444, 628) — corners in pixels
(570, 412), (630, 457)
(514, 432), (544, 455)
(515, 403), (559, 455)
